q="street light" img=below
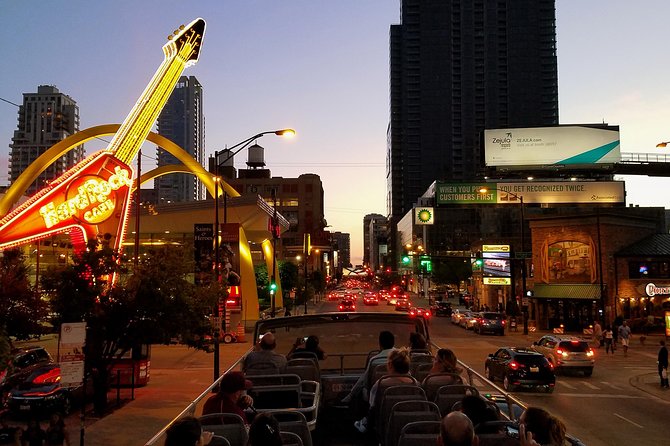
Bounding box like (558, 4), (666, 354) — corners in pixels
(478, 187), (528, 334)
(656, 141), (670, 148)
(211, 128), (295, 381)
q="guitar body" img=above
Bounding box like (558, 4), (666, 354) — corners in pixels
(0, 152), (133, 252)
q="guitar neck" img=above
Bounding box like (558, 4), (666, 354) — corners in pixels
(110, 28), (201, 165)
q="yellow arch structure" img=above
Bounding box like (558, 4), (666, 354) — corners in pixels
(0, 124), (240, 216)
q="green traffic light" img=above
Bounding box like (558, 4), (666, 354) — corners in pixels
(270, 282), (277, 291)
(402, 255), (411, 264)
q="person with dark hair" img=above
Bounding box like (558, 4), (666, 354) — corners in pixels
(409, 332), (428, 351)
(341, 330), (395, 403)
(164, 417), (213, 446)
(247, 413), (282, 446)
(0, 415), (22, 446)
(242, 332), (287, 373)
(519, 407), (566, 446)
(289, 335), (327, 360)
(44, 413), (69, 446)
(603, 325), (614, 355)
(459, 395), (498, 432)
(439, 411), (478, 446)
(202, 371), (255, 423)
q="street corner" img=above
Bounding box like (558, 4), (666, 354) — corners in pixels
(630, 372), (670, 402)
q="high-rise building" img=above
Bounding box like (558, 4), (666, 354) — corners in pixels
(155, 76), (205, 203)
(9, 85), (85, 196)
(363, 213), (385, 266)
(387, 0), (559, 221)
(331, 231), (351, 269)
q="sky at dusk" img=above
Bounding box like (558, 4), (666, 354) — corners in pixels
(2, 0), (670, 264)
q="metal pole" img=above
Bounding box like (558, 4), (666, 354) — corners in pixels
(271, 188), (277, 318)
(597, 208), (605, 323)
(520, 196), (528, 335)
(134, 148), (141, 269)
(304, 234), (308, 315)
(222, 190), (227, 336)
(213, 151), (220, 381)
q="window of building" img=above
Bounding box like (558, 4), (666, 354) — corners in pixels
(628, 261), (670, 279)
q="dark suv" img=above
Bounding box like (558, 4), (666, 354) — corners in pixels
(485, 347), (555, 392)
(474, 312), (506, 335)
(430, 301), (452, 317)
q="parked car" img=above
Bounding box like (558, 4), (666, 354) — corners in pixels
(1, 347), (54, 407)
(530, 335), (595, 376)
(484, 347), (556, 392)
(430, 301), (452, 317)
(395, 298), (411, 311)
(474, 312), (506, 335)
(338, 299), (356, 312)
(6, 363), (91, 415)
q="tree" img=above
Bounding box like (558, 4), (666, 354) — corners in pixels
(41, 241), (219, 415)
(0, 249), (48, 342)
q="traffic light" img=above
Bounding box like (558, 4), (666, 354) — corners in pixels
(402, 255), (411, 265)
(269, 276), (277, 294)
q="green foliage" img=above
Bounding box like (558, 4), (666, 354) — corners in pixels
(279, 261), (299, 292)
(0, 249), (48, 341)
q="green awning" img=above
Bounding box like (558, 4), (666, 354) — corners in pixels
(533, 284), (602, 300)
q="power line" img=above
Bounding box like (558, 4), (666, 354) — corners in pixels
(0, 96), (21, 107)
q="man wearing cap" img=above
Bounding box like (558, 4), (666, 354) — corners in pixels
(242, 332), (287, 373)
(202, 371), (254, 423)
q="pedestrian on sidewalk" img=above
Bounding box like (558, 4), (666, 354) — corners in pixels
(603, 325), (614, 355)
(658, 340), (669, 388)
(593, 321), (603, 348)
(618, 321), (632, 357)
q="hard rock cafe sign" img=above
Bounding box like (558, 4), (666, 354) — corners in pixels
(645, 283), (670, 297)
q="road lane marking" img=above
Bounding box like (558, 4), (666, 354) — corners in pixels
(600, 381), (623, 390)
(527, 393), (645, 399)
(557, 381), (577, 390)
(613, 413), (644, 428)
(580, 381), (599, 390)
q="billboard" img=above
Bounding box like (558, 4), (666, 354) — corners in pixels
(485, 126), (620, 167)
(435, 181), (624, 205)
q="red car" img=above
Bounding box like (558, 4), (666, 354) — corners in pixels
(408, 307), (431, 320)
(363, 292), (379, 305)
(339, 299), (356, 312)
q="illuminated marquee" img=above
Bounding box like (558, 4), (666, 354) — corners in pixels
(40, 166), (132, 228)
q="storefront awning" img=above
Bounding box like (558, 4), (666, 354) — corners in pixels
(533, 284), (602, 300)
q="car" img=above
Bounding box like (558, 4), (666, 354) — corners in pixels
(474, 312), (506, 335)
(378, 290), (390, 301)
(327, 290), (341, 301)
(395, 298), (410, 311)
(484, 347), (556, 392)
(530, 335), (595, 376)
(1, 347), (54, 407)
(408, 307), (431, 320)
(6, 363), (91, 415)
(387, 295), (399, 306)
(430, 301), (452, 317)
(363, 292), (379, 305)
(458, 311), (477, 329)
(338, 299), (356, 312)
(450, 309), (466, 325)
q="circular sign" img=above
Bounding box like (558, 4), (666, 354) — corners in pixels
(417, 208), (432, 223)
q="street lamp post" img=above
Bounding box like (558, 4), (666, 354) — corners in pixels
(479, 187), (528, 334)
(211, 128), (295, 380)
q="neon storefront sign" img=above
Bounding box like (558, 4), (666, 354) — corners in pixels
(645, 283), (670, 297)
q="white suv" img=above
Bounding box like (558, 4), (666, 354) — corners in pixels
(531, 335), (595, 376)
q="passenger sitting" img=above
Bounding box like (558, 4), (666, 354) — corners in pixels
(247, 413), (282, 446)
(458, 395), (499, 434)
(519, 406), (566, 446)
(439, 411), (478, 446)
(202, 371), (255, 423)
(431, 348), (463, 375)
(164, 416), (214, 446)
(288, 334), (327, 360)
(409, 332), (429, 352)
(353, 347), (413, 433)
(242, 332), (287, 373)
(341, 330), (395, 403)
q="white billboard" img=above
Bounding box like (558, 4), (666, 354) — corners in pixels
(487, 181), (625, 204)
(485, 126), (620, 167)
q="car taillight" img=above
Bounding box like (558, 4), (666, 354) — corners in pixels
(501, 320), (506, 325)
(508, 361), (520, 370)
(586, 349), (594, 357)
(339, 305), (343, 310)
(556, 349), (568, 358)
(478, 318), (484, 324)
(33, 368), (61, 384)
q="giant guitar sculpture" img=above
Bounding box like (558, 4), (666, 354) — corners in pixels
(0, 19), (206, 266)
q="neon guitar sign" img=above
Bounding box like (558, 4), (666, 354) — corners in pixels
(0, 19), (206, 260)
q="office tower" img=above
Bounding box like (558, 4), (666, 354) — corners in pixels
(387, 0), (559, 220)
(9, 85), (85, 196)
(155, 76), (205, 203)
(363, 213), (386, 266)
(331, 231), (351, 268)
